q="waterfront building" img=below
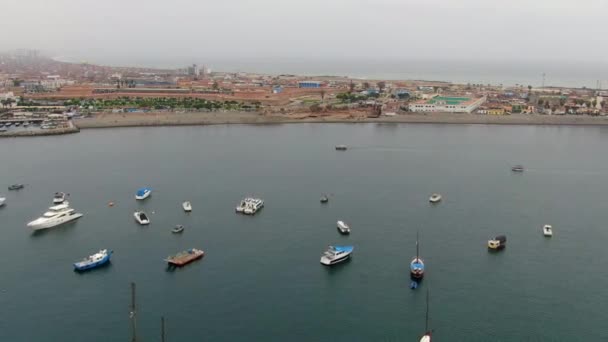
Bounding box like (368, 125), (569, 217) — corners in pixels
(409, 95), (486, 113)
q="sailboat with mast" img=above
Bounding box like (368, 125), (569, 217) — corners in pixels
(410, 232), (425, 279)
(419, 288), (432, 342)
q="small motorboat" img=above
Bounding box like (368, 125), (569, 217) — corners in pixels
(182, 201), (192, 212)
(320, 195), (329, 203)
(429, 193), (442, 203)
(320, 245), (353, 266)
(73, 249), (112, 272)
(134, 211), (150, 225)
(172, 225), (184, 234)
(488, 235), (507, 250)
(0, 197), (5, 207)
(512, 165), (524, 172)
(135, 187), (152, 200)
(543, 224), (553, 237)
(335, 145), (348, 151)
(8, 184), (24, 191)
(53, 192), (67, 204)
(337, 220), (350, 234)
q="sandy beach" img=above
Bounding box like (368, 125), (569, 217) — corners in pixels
(73, 111), (608, 129)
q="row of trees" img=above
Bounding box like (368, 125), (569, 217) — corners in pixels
(63, 97), (256, 111)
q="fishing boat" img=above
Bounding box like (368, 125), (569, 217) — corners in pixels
(27, 202), (83, 230)
(171, 225), (184, 234)
(320, 245), (353, 266)
(543, 224), (553, 237)
(488, 235), (507, 250)
(410, 233), (425, 279)
(335, 145), (348, 151)
(73, 249), (112, 271)
(135, 187), (152, 200)
(337, 220), (351, 234)
(511, 165), (524, 172)
(419, 289), (432, 342)
(165, 248), (205, 267)
(182, 201), (192, 212)
(320, 195), (329, 203)
(53, 192), (67, 204)
(133, 211), (150, 225)
(429, 193), (442, 203)
(8, 184), (24, 191)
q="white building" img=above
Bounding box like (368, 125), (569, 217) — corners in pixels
(409, 95), (486, 113)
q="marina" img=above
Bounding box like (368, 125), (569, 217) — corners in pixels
(0, 124), (606, 341)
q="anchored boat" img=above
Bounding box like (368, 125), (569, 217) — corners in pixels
(320, 245), (353, 266)
(73, 249), (112, 271)
(0, 196), (5, 207)
(134, 211), (150, 225)
(511, 165), (524, 172)
(165, 248), (205, 267)
(27, 202), (83, 230)
(337, 220), (351, 234)
(410, 232), (425, 279)
(419, 289), (432, 342)
(429, 193), (442, 203)
(135, 188), (152, 200)
(182, 201), (192, 212)
(488, 235), (507, 250)
(543, 225), (553, 237)
(8, 184), (24, 191)
(335, 145), (348, 151)
(320, 195), (329, 203)
(171, 225), (184, 234)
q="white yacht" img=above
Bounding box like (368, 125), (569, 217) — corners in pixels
(134, 211), (150, 225)
(53, 192), (67, 204)
(182, 201), (192, 212)
(429, 193), (442, 203)
(337, 220), (351, 234)
(27, 202), (83, 230)
(543, 224), (553, 237)
(244, 198), (264, 215)
(320, 245), (354, 266)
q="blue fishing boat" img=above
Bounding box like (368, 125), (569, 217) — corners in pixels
(410, 232), (425, 279)
(73, 249), (112, 271)
(135, 187), (152, 200)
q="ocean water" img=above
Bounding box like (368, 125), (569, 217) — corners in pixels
(1, 123), (608, 341)
(56, 56), (608, 88)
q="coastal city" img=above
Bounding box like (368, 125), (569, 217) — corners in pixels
(1, 49), (608, 137)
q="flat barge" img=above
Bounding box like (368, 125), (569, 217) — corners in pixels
(165, 248), (205, 267)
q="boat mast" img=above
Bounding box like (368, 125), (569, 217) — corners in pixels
(416, 231), (420, 260)
(130, 282), (137, 342)
(161, 316), (166, 342)
(425, 288), (430, 332)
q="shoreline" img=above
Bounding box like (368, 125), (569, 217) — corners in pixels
(73, 111), (608, 129)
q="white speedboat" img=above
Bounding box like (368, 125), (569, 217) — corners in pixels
(0, 196), (5, 207)
(182, 201), (192, 212)
(53, 192), (67, 204)
(337, 220), (350, 234)
(429, 193), (442, 203)
(134, 211), (150, 225)
(135, 188), (152, 200)
(244, 198), (264, 215)
(27, 202), (83, 230)
(543, 224), (553, 237)
(320, 245), (354, 266)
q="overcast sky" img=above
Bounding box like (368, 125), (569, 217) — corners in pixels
(2, 0), (607, 64)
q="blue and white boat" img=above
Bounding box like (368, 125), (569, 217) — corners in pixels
(410, 233), (425, 279)
(73, 249), (112, 271)
(135, 188), (152, 200)
(320, 245), (353, 265)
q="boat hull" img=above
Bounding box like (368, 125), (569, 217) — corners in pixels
(134, 212), (150, 225)
(320, 252), (352, 266)
(28, 213), (83, 230)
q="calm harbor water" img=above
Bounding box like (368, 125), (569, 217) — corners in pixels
(1, 123), (608, 341)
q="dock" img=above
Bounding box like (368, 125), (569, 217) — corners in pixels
(165, 248), (204, 267)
